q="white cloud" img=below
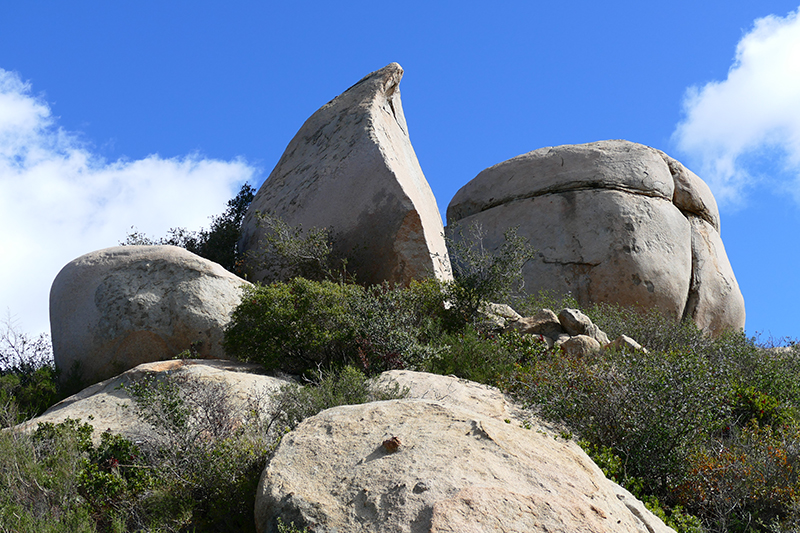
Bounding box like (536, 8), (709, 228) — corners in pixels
(673, 7), (800, 207)
(0, 69), (258, 335)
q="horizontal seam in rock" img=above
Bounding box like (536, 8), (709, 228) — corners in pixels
(453, 182), (671, 220)
(540, 259), (601, 267)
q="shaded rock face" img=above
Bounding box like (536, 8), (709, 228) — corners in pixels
(50, 246), (250, 387)
(447, 140), (745, 336)
(15, 359), (288, 444)
(239, 63), (451, 286)
(256, 371), (675, 533)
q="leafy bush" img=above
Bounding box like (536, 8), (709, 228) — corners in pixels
(267, 365), (406, 432)
(504, 346), (729, 496)
(423, 328), (545, 386)
(225, 277), (457, 376)
(244, 211), (340, 283)
(0, 418), (97, 532)
(124, 370), (275, 532)
(224, 278), (364, 374)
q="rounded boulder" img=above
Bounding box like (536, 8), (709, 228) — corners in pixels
(50, 245), (250, 387)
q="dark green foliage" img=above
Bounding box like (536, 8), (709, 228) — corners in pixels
(267, 366), (406, 432)
(0, 419), (97, 532)
(224, 278), (364, 374)
(224, 277), (454, 376)
(0, 318), (59, 425)
(124, 371), (274, 532)
(423, 328), (538, 386)
(122, 182), (255, 274)
(506, 346), (729, 494)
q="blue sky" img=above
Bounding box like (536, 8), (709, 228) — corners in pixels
(2, 1), (800, 342)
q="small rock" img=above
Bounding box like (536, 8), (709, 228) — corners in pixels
(558, 308), (610, 345)
(507, 308), (564, 339)
(604, 334), (648, 353)
(560, 335), (602, 357)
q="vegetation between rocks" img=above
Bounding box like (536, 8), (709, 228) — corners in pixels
(6, 191), (800, 532)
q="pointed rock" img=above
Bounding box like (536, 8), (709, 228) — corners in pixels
(240, 63), (451, 286)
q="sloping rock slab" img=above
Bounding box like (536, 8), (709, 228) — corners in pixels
(239, 63), (451, 286)
(16, 359), (288, 444)
(255, 398), (674, 533)
(374, 369), (527, 423)
(50, 245), (250, 386)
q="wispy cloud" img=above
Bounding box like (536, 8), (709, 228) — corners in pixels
(673, 7), (800, 207)
(0, 69), (258, 335)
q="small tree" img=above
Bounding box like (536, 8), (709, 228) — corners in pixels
(443, 222), (536, 322)
(121, 183), (256, 274)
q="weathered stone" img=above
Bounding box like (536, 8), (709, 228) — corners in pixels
(239, 63), (451, 286)
(506, 308), (564, 339)
(659, 150), (720, 231)
(15, 359), (288, 444)
(684, 217), (746, 336)
(560, 335), (602, 357)
(554, 333), (572, 348)
(477, 302), (522, 329)
(558, 308), (610, 345)
(604, 335), (648, 353)
(374, 370), (528, 423)
(255, 396), (675, 533)
(447, 140), (745, 335)
(50, 246), (249, 386)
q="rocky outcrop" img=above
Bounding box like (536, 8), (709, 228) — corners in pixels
(50, 246), (250, 387)
(15, 359), (288, 444)
(255, 371), (675, 533)
(239, 63), (451, 286)
(447, 140), (745, 336)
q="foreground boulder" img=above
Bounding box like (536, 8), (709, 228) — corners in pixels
(50, 246), (250, 386)
(16, 359), (288, 444)
(239, 63), (451, 286)
(256, 371), (674, 533)
(447, 140), (744, 336)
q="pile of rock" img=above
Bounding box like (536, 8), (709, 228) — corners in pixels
(484, 304), (646, 357)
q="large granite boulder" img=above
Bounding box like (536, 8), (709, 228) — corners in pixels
(255, 371), (675, 533)
(447, 140), (745, 336)
(15, 359), (289, 444)
(239, 63), (451, 286)
(50, 246), (250, 387)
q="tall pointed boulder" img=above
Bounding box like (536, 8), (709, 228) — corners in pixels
(240, 63), (451, 285)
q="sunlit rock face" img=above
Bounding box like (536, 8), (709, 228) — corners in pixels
(50, 245), (249, 386)
(239, 63), (451, 286)
(447, 140), (745, 336)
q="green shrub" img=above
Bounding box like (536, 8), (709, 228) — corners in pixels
(0, 318), (59, 426)
(224, 278), (364, 374)
(245, 211), (340, 283)
(423, 328), (545, 386)
(125, 370), (276, 532)
(505, 346), (729, 496)
(267, 365), (406, 432)
(0, 418), (97, 532)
